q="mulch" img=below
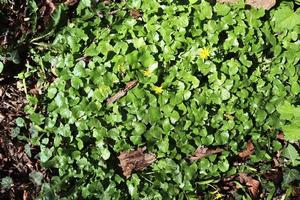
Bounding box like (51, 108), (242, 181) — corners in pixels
(0, 82), (45, 200)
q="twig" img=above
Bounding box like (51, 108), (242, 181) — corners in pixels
(106, 80), (138, 105)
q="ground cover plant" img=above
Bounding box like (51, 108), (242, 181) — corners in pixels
(8, 0), (300, 199)
(0, 1), (79, 199)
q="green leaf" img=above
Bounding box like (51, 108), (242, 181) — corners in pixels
(272, 5), (300, 32)
(29, 171), (43, 185)
(39, 148), (52, 163)
(101, 148), (111, 160)
(0, 61), (3, 73)
(132, 37), (146, 48)
(189, 0), (198, 5)
(15, 117), (25, 127)
(218, 159), (229, 172)
(71, 77), (84, 89)
(1, 177), (13, 189)
(221, 88), (230, 100)
(283, 144), (300, 166)
(85, 43), (98, 56)
(77, 138), (84, 150)
(214, 3), (231, 16)
(198, 1), (212, 20)
(277, 101), (297, 121)
(47, 87), (57, 99)
(81, 0), (91, 7)
(283, 169), (300, 185)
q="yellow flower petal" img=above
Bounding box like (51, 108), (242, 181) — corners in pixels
(199, 47), (210, 59)
(143, 70), (152, 77)
(153, 86), (163, 94)
(215, 193), (223, 200)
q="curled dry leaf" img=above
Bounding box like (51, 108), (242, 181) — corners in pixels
(238, 140), (255, 158)
(106, 80), (138, 105)
(118, 147), (156, 178)
(238, 173), (260, 199)
(190, 147), (223, 161)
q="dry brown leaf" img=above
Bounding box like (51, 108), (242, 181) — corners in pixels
(64, 0), (79, 6)
(217, 0), (276, 10)
(238, 140), (255, 158)
(246, 0), (276, 10)
(131, 9), (142, 19)
(106, 80), (138, 105)
(276, 132), (285, 141)
(238, 173), (260, 199)
(46, 0), (56, 14)
(118, 147), (156, 178)
(190, 147), (223, 161)
(23, 190), (29, 200)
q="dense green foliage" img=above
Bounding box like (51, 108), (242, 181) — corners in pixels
(21, 0), (299, 199)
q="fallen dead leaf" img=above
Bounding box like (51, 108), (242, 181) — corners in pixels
(217, 0), (276, 10)
(46, 0), (56, 14)
(238, 140), (255, 158)
(276, 132), (285, 141)
(118, 147), (156, 178)
(246, 0), (276, 10)
(190, 147), (223, 161)
(23, 190), (29, 200)
(131, 9), (142, 19)
(64, 0), (79, 6)
(238, 173), (260, 199)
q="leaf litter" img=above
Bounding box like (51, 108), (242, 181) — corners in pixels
(238, 139), (255, 158)
(118, 147), (156, 178)
(190, 146), (223, 161)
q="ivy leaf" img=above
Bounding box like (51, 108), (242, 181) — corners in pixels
(101, 148), (111, 160)
(0, 61), (3, 73)
(277, 101), (300, 141)
(198, 1), (213, 20)
(272, 5), (300, 32)
(283, 169), (300, 185)
(1, 177), (13, 189)
(283, 144), (300, 166)
(189, 0), (198, 5)
(29, 171), (43, 185)
(282, 124), (300, 142)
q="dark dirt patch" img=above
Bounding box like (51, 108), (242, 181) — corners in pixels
(0, 82), (47, 200)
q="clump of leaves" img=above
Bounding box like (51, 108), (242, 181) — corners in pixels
(24, 0), (300, 199)
(277, 101), (300, 141)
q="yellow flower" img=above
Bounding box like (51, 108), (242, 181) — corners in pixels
(118, 65), (125, 73)
(143, 63), (158, 77)
(199, 47), (210, 59)
(215, 193), (223, 200)
(143, 70), (152, 77)
(153, 85), (163, 94)
(210, 190), (223, 200)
